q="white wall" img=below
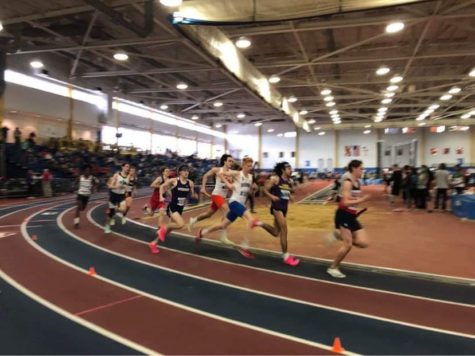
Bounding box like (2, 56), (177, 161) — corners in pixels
(298, 131), (335, 169)
(338, 130), (378, 168)
(226, 123), (259, 160)
(424, 129), (470, 166)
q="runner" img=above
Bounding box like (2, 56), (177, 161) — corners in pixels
(328, 160), (370, 278)
(74, 164), (97, 229)
(143, 167), (170, 227)
(104, 163), (129, 234)
(148, 165), (198, 254)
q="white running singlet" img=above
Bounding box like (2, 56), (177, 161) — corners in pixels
(229, 171), (252, 205)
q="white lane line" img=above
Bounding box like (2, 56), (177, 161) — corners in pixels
(80, 207), (475, 338)
(95, 204), (475, 308)
(21, 204), (347, 355)
(0, 269), (158, 355)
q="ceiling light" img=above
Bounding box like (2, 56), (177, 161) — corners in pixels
(329, 110), (338, 115)
(364, 124), (372, 128)
(428, 104), (440, 111)
(440, 94), (452, 101)
(176, 82), (188, 90)
(160, 104), (168, 110)
(320, 89), (332, 96)
(268, 75), (281, 84)
(461, 113), (471, 119)
(314, 127), (321, 131)
(30, 60), (44, 69)
(159, 0), (182, 6)
(448, 87), (461, 94)
(418, 122), (426, 126)
(318, 131), (325, 136)
(376, 66), (390, 76)
(236, 113), (246, 119)
(288, 96), (298, 103)
(378, 107), (388, 112)
(267, 128), (274, 133)
(386, 22), (405, 33)
(331, 115), (340, 120)
(277, 133), (283, 137)
(363, 130), (371, 134)
(235, 36), (251, 49)
(469, 68), (475, 77)
(113, 52), (128, 61)
(390, 75), (403, 83)
(254, 122), (263, 127)
(374, 118), (383, 123)
(384, 92), (395, 98)
(416, 115), (427, 121)
(0, 22), (3, 32)
(326, 102), (336, 107)
(299, 110), (308, 115)
(381, 98), (392, 104)
(213, 101), (223, 107)
(191, 115), (199, 120)
(215, 124), (222, 128)
(230, 130), (239, 134)
(386, 85), (399, 91)
(333, 121), (341, 124)
(308, 119), (316, 124)
(323, 96), (334, 102)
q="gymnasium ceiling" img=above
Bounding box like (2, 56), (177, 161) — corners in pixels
(1, 0), (475, 131)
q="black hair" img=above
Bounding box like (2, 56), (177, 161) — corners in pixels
(439, 163), (446, 170)
(121, 163), (129, 167)
(178, 165), (189, 172)
(348, 160), (363, 172)
(82, 164), (92, 171)
(273, 161), (290, 176)
(159, 166), (168, 175)
(219, 154), (232, 167)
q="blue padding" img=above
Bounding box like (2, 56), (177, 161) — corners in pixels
(451, 195), (475, 220)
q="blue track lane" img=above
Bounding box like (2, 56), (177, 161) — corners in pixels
(90, 203), (475, 305)
(26, 202), (475, 355)
(0, 275), (139, 354)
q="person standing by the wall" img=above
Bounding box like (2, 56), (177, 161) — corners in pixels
(42, 168), (53, 197)
(434, 163), (450, 211)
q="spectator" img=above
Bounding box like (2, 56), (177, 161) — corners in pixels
(389, 164), (402, 204)
(1, 126), (9, 143)
(27, 132), (36, 148)
(434, 163), (450, 211)
(42, 168), (53, 197)
(416, 166), (429, 210)
(451, 165), (465, 194)
(14, 127), (22, 145)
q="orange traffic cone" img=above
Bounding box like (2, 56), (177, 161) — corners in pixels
(332, 337), (344, 354)
(88, 267), (96, 276)
(31, 235), (38, 241)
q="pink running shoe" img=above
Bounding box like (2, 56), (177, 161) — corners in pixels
(238, 248), (255, 259)
(284, 255), (300, 266)
(250, 219), (262, 229)
(158, 225), (167, 242)
(149, 242), (160, 254)
(195, 229), (203, 244)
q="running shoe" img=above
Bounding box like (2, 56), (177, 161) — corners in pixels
(157, 225), (167, 242)
(187, 217), (197, 232)
(121, 216), (127, 225)
(104, 225), (111, 234)
(149, 242), (160, 254)
(238, 247), (255, 259)
(327, 267), (346, 278)
(283, 255), (300, 266)
(250, 219), (262, 229)
(195, 229), (203, 244)
(110, 217), (115, 226)
(219, 231), (233, 246)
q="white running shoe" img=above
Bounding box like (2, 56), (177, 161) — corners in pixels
(104, 225), (111, 234)
(187, 217), (197, 232)
(219, 231), (233, 246)
(121, 216), (127, 225)
(327, 267), (346, 278)
(110, 218), (116, 226)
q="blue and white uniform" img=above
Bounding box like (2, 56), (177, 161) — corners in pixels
(226, 171), (252, 222)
